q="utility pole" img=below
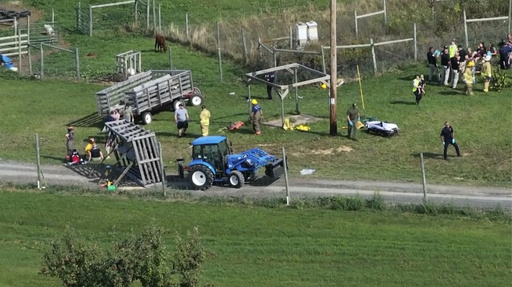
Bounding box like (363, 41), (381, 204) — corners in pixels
(329, 0), (338, 136)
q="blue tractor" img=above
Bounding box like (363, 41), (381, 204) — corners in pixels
(177, 136), (285, 190)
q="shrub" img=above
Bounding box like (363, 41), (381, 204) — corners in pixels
(41, 225), (211, 287)
(491, 68), (511, 92)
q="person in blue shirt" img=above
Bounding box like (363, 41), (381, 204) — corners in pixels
(0, 54), (15, 70)
(264, 72), (276, 99)
(251, 99), (263, 135)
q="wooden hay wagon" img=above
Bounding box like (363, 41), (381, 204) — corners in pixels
(95, 70), (204, 124)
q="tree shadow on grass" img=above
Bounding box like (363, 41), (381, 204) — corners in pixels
(67, 112), (104, 129)
(390, 100), (417, 105)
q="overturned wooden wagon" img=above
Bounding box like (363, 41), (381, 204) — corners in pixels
(95, 70), (204, 124)
(101, 120), (164, 187)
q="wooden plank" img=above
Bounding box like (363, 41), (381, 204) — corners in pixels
(143, 137), (158, 184)
(0, 40), (29, 48)
(132, 140), (148, 185)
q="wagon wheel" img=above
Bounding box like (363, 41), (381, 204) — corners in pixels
(173, 100), (184, 111)
(142, 112), (152, 125)
(189, 94), (204, 106)
(192, 87), (202, 95)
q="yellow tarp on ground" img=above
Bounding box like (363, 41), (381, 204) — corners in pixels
(283, 118), (311, 131)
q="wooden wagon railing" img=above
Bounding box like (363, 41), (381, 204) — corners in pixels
(90, 120), (163, 187)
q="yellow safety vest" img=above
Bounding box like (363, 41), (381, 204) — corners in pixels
(449, 44), (457, 58)
(412, 79), (420, 92)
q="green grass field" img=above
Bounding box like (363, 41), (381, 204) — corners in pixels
(0, 191), (510, 287)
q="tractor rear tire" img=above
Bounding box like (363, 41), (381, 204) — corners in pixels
(228, 170), (245, 188)
(189, 165), (214, 190)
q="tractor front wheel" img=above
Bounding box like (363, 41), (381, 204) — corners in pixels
(189, 165), (214, 190)
(228, 170), (245, 188)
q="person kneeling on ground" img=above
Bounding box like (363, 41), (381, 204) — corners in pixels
(87, 143), (104, 162)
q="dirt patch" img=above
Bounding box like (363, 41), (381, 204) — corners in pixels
(291, 145), (353, 157)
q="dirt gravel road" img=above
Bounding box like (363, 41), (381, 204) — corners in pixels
(0, 160), (510, 210)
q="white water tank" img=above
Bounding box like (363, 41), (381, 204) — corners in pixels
(306, 21), (318, 41)
(295, 22), (308, 46)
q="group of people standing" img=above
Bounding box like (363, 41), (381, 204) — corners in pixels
(173, 103), (211, 138)
(426, 38), (496, 96)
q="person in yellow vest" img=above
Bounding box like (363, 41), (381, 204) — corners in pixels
(463, 61), (475, 96)
(199, 105), (211, 137)
(412, 74), (422, 105)
(449, 40), (457, 58)
(481, 55), (492, 92)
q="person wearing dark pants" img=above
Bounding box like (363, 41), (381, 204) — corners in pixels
(174, 103), (190, 138)
(413, 74), (422, 105)
(346, 103), (359, 139)
(264, 72), (276, 99)
(440, 121), (461, 160)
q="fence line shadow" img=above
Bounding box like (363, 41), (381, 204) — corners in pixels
(411, 152), (444, 159)
(67, 112), (104, 128)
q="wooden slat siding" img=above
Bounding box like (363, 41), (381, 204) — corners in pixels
(149, 137), (161, 183)
(144, 137), (158, 183)
(138, 139), (153, 183)
(95, 71), (153, 116)
(131, 74), (173, 93)
(132, 140), (147, 185)
(142, 137), (156, 184)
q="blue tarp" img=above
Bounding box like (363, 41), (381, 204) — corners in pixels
(1, 54), (14, 69)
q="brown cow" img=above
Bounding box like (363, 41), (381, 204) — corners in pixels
(155, 34), (167, 52)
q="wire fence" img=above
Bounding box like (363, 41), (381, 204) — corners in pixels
(27, 43), (80, 80)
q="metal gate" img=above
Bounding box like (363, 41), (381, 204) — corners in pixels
(76, 2), (89, 34)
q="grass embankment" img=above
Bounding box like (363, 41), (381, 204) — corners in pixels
(0, 190), (510, 286)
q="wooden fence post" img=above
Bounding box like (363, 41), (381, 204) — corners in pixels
(241, 29), (248, 65)
(420, 152), (427, 204)
(217, 21), (223, 83)
(89, 5), (93, 36)
(40, 43), (44, 79)
(282, 147), (290, 206)
(185, 12), (189, 39)
(77, 2), (81, 30)
(75, 48), (80, 81)
(371, 38), (377, 75)
(146, 0), (150, 32)
(18, 33), (22, 74)
(28, 44), (32, 75)
(413, 23), (417, 61)
(354, 10), (358, 39)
